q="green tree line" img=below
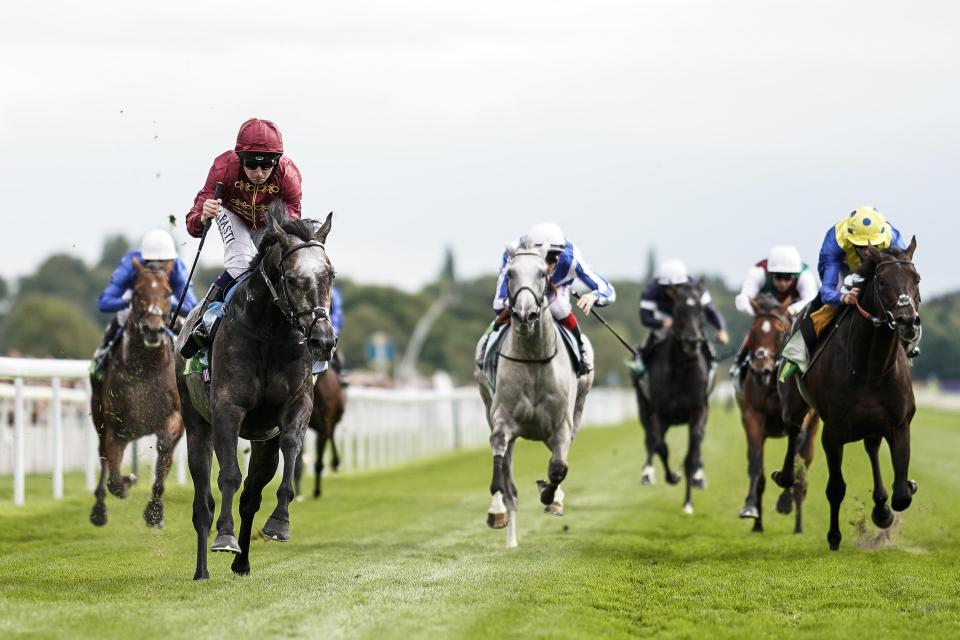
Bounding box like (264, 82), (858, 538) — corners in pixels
(0, 237), (956, 385)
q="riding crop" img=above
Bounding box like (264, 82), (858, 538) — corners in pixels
(573, 292), (638, 358)
(170, 181), (223, 328)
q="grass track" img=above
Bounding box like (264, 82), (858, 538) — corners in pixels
(1, 405), (959, 639)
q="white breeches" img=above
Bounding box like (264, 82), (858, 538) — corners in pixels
(549, 285), (572, 320)
(216, 207), (258, 279)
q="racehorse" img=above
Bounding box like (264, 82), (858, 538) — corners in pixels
(89, 259), (184, 528)
(775, 238), (920, 550)
(632, 281), (712, 514)
(175, 204), (336, 579)
(475, 241), (593, 548)
(735, 294), (819, 533)
(294, 370), (346, 498)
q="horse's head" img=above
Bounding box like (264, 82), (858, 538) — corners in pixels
(131, 258), (173, 349)
(855, 236), (921, 345)
(746, 294), (791, 386)
(257, 204), (337, 361)
(668, 282), (706, 358)
(505, 240), (551, 337)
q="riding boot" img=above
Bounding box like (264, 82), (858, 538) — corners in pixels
(477, 309), (511, 368)
(569, 325), (591, 376)
(91, 317), (122, 378)
(180, 271), (232, 359)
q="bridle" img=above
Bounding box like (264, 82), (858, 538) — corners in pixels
(500, 251), (557, 365)
(133, 269), (172, 338)
(258, 240), (330, 344)
(853, 259), (920, 331)
(746, 310), (788, 383)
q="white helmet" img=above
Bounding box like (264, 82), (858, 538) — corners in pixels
(140, 229), (177, 261)
(657, 259), (689, 285)
(526, 222), (566, 251)
(767, 245), (802, 274)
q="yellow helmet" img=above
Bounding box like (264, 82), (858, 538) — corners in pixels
(844, 206), (892, 248)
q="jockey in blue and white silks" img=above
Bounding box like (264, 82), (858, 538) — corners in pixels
(92, 230), (197, 375)
(330, 285), (344, 337)
(489, 222), (615, 376)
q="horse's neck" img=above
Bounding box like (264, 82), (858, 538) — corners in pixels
(848, 291), (900, 377)
(508, 314), (557, 359)
(232, 271), (296, 336)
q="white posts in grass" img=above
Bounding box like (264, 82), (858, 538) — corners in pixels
(14, 377), (25, 506)
(84, 377), (97, 493)
(52, 377), (63, 500)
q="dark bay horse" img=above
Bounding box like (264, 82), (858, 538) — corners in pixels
(175, 205), (336, 579)
(90, 259), (184, 528)
(633, 281), (712, 514)
(735, 295), (819, 533)
(776, 238), (920, 550)
(294, 370), (346, 499)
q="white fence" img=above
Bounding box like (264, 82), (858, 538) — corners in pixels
(0, 357), (637, 506)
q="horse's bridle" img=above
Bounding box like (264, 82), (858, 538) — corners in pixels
(853, 259), (920, 331)
(746, 311), (788, 382)
(507, 251), (551, 313)
(259, 240), (330, 344)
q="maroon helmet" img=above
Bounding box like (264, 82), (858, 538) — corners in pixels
(235, 118), (283, 155)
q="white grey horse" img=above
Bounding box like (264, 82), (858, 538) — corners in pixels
(474, 242), (594, 548)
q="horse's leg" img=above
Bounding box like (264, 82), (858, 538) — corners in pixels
(487, 411), (513, 531)
(144, 413), (183, 528)
(793, 413), (818, 534)
(329, 430), (341, 471)
(540, 421), (572, 512)
(313, 431), (327, 499)
(682, 406), (707, 514)
(640, 414), (658, 485)
(503, 439), (519, 548)
(232, 438), (280, 576)
(822, 431), (846, 550)
(90, 428), (110, 526)
(104, 432), (133, 498)
(263, 415), (310, 542)
(863, 435), (894, 529)
(888, 423), (916, 512)
(211, 405), (245, 552)
(185, 420), (215, 580)
(773, 377), (806, 489)
(293, 449), (304, 500)
(739, 411), (765, 528)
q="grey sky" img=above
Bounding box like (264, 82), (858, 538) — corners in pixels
(2, 1), (956, 297)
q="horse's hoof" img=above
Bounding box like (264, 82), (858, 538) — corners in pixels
(793, 526), (803, 535)
(683, 502), (694, 515)
(771, 470), (794, 489)
(261, 517), (290, 542)
(487, 511), (508, 529)
(537, 480), (557, 506)
(908, 480), (918, 495)
(143, 501), (164, 528)
(667, 472), (682, 486)
(544, 502), (564, 516)
(193, 570), (209, 581)
(891, 494), (913, 512)
(827, 533), (841, 551)
(640, 466), (656, 485)
(872, 504), (895, 529)
(231, 557), (250, 576)
(751, 523), (764, 533)
(90, 505), (107, 527)
(739, 505), (759, 519)
(776, 491), (794, 515)
(211, 533), (240, 554)
(691, 469), (707, 489)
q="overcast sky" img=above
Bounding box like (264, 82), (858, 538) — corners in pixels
(2, 1), (956, 298)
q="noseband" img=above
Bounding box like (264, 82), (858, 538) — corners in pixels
(259, 240), (330, 344)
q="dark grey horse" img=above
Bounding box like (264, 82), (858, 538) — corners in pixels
(175, 204), (336, 580)
(632, 281), (712, 514)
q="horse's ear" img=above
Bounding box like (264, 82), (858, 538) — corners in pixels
(904, 235), (917, 260)
(315, 212), (333, 244)
(132, 257), (143, 273)
(855, 244), (881, 264)
(162, 260), (174, 276)
(269, 215), (284, 238)
(505, 240), (519, 258)
(778, 298), (791, 315)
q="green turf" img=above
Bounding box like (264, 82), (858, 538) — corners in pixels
(1, 405), (958, 639)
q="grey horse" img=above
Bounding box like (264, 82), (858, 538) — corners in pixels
(475, 241), (593, 548)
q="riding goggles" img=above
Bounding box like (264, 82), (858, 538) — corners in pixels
(771, 273), (797, 281)
(239, 153), (280, 170)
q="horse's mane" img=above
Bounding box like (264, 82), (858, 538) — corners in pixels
(754, 293), (782, 312)
(249, 201), (322, 270)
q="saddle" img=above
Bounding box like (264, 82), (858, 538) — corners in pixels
(481, 321), (580, 391)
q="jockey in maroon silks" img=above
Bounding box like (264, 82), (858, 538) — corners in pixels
(181, 118), (303, 358)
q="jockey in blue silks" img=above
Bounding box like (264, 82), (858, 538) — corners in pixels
(487, 222), (616, 376)
(328, 285), (349, 385)
(780, 206), (915, 379)
(92, 230), (197, 375)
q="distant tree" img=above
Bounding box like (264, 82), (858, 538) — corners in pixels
(98, 234), (132, 269)
(3, 295), (102, 358)
(0, 275), (8, 302)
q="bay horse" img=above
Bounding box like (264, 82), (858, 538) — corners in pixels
(735, 294), (819, 533)
(474, 241), (593, 547)
(89, 259), (185, 528)
(294, 370), (346, 499)
(632, 281), (711, 514)
(175, 204), (336, 579)
(775, 238), (920, 550)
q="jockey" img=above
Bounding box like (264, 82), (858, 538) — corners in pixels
(91, 230), (197, 375)
(730, 245), (818, 377)
(633, 259), (729, 377)
(487, 222), (616, 376)
(180, 118), (303, 358)
(329, 285), (348, 385)
(781, 206), (912, 379)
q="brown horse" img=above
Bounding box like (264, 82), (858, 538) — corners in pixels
(735, 295), (819, 533)
(294, 369), (346, 499)
(90, 259), (185, 528)
(776, 238), (920, 550)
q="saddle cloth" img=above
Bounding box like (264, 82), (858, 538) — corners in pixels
(481, 321), (580, 391)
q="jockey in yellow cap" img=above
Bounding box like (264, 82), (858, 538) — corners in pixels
(781, 206), (914, 378)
